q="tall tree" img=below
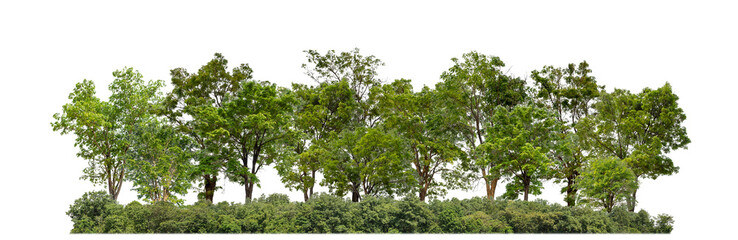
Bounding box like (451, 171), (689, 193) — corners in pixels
(52, 68), (162, 200)
(577, 157), (638, 213)
(302, 48), (390, 201)
(162, 53), (250, 202)
(275, 81), (355, 201)
(321, 127), (413, 202)
(435, 51), (527, 201)
(482, 105), (559, 201)
(374, 79), (464, 201)
(531, 61), (601, 206)
(126, 118), (194, 204)
(578, 82), (690, 211)
(222, 80), (296, 201)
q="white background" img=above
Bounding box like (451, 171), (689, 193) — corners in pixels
(1, 0), (735, 239)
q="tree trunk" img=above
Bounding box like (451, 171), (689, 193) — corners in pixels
(303, 188), (309, 202)
(419, 187), (428, 202)
(309, 170), (316, 199)
(245, 181), (254, 201)
(485, 178), (499, 201)
(523, 177), (530, 201)
(629, 188), (638, 212)
(203, 174), (217, 203)
(565, 176), (576, 206)
(351, 189), (361, 202)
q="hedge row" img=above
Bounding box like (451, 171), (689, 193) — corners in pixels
(68, 191), (673, 233)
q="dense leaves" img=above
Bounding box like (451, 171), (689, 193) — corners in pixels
(436, 51), (528, 200)
(56, 50), (687, 233)
(68, 192), (672, 233)
(52, 68), (163, 200)
(577, 157), (638, 212)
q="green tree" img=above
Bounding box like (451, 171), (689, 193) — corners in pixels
(321, 127), (413, 202)
(162, 53), (250, 202)
(578, 83), (690, 211)
(483, 105), (558, 201)
(126, 118), (195, 204)
(531, 61), (602, 206)
(222, 80), (296, 201)
(435, 51), (527, 201)
(374, 79), (464, 201)
(302, 48), (383, 127)
(576, 157), (638, 213)
(52, 68), (162, 200)
(275, 81), (355, 201)
(302, 48), (394, 202)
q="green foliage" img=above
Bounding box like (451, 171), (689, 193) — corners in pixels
(59, 50), (686, 234)
(531, 61), (601, 206)
(302, 48), (383, 126)
(483, 105), (559, 201)
(163, 53), (250, 202)
(374, 79), (465, 201)
(321, 127), (414, 201)
(578, 83), (689, 210)
(68, 192), (672, 233)
(221, 80), (296, 201)
(52, 68), (163, 200)
(435, 51), (528, 199)
(126, 118), (195, 204)
(275, 81), (355, 201)
(577, 157), (638, 212)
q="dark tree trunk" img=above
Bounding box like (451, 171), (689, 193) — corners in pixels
(203, 174), (217, 203)
(565, 176), (576, 206)
(419, 187), (428, 202)
(245, 181), (254, 201)
(351, 190), (361, 202)
(523, 176), (530, 201)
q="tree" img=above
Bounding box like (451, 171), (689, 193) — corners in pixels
(482, 105), (558, 201)
(162, 53), (250, 202)
(126, 118), (195, 204)
(531, 61), (602, 206)
(578, 83), (690, 211)
(275, 81), (355, 201)
(221, 80), (296, 201)
(52, 68), (162, 200)
(576, 157), (638, 213)
(302, 48), (383, 127)
(302, 48), (393, 202)
(374, 79), (464, 201)
(435, 51), (527, 201)
(321, 127), (413, 202)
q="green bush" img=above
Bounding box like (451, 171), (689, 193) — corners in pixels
(67, 192), (674, 233)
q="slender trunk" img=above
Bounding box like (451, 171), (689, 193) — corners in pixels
(303, 188), (309, 202)
(203, 174), (217, 203)
(523, 176), (530, 201)
(309, 170), (316, 198)
(629, 188), (638, 212)
(244, 145), (261, 201)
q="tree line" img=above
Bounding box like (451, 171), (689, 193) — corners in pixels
(52, 49), (689, 213)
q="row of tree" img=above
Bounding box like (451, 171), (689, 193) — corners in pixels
(52, 49), (689, 212)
